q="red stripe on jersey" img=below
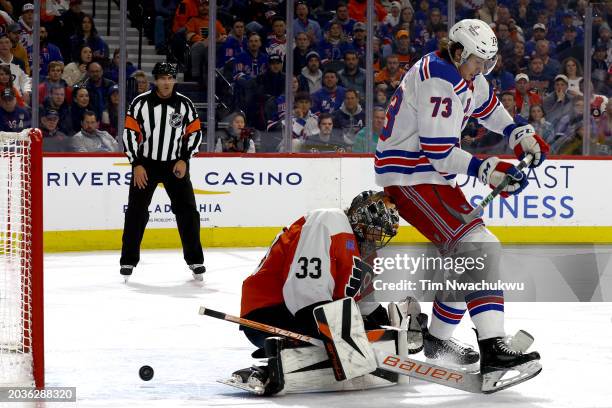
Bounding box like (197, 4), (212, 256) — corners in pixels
(472, 94), (499, 118)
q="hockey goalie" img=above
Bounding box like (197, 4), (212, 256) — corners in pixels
(215, 191), (541, 396)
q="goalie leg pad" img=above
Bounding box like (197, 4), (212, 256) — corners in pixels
(313, 298), (378, 381)
(281, 338), (398, 393)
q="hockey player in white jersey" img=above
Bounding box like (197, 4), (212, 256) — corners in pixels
(375, 19), (548, 376)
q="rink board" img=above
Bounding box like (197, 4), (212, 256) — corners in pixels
(42, 156), (612, 251)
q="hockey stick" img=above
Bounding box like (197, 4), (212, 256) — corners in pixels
(199, 306), (485, 393)
(459, 154), (534, 224)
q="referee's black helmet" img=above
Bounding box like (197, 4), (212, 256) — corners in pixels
(152, 62), (178, 79)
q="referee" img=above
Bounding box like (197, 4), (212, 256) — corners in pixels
(120, 62), (205, 282)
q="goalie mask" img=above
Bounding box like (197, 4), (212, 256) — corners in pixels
(449, 19), (498, 75)
(347, 191), (399, 249)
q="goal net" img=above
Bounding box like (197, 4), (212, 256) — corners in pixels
(0, 128), (44, 387)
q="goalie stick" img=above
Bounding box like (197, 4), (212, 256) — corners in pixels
(199, 306), (540, 394)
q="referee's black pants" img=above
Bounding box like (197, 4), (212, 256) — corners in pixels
(120, 158), (204, 267)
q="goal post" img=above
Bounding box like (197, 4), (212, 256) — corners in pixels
(0, 128), (44, 388)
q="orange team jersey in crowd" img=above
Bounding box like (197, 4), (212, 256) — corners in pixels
(185, 16), (227, 43)
(241, 209), (363, 317)
(172, 0), (199, 33)
(375, 67), (406, 85)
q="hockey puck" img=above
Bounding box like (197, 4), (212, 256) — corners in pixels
(139, 365), (154, 381)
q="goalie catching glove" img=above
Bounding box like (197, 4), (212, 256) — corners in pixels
(507, 124), (550, 168)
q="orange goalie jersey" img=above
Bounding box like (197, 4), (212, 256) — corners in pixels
(241, 209), (365, 317)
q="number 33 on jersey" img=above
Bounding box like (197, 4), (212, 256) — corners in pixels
(240, 209), (364, 318)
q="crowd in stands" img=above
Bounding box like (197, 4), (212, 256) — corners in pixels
(1, 0), (610, 154)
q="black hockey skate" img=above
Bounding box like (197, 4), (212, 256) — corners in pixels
(120, 265), (133, 283)
(220, 337), (285, 395)
(421, 313), (479, 366)
(478, 336), (540, 375)
(424, 330), (480, 365)
(189, 264), (206, 281)
(478, 336), (542, 393)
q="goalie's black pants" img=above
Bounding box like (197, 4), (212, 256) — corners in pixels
(120, 158), (204, 267)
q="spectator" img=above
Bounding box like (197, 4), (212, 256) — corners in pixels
(17, 3), (34, 52)
(422, 23), (446, 54)
(374, 54), (405, 95)
(72, 109), (119, 152)
(69, 14), (109, 64)
(560, 57), (583, 97)
(266, 17), (287, 60)
(62, 44), (91, 86)
(311, 70), (346, 114)
(59, 0), (86, 61)
(542, 0), (564, 29)
(219, 19), (247, 68)
(328, 3), (356, 36)
(172, 0), (199, 34)
(527, 56), (553, 94)
(591, 45), (609, 84)
(0, 0), (13, 15)
(132, 70), (151, 95)
(0, 64), (25, 107)
(287, 91), (319, 149)
(333, 89), (365, 148)
(555, 25), (581, 62)
(525, 23), (554, 57)
(375, 86), (388, 107)
(100, 84), (119, 138)
(486, 54), (515, 93)
(185, 0), (227, 84)
(552, 11), (584, 45)
(84, 62), (115, 119)
(256, 53), (285, 98)
(0, 88), (30, 132)
(0, 35), (31, 105)
(383, 2), (402, 28)
(265, 75), (300, 131)
(232, 32), (268, 81)
(543, 74), (574, 132)
(350, 22), (367, 64)
(294, 2), (322, 45)
(7, 24), (30, 75)
(338, 50), (366, 96)
(504, 40), (529, 75)
(417, 7), (443, 46)
(38, 25), (63, 77)
(40, 108), (73, 152)
(298, 50), (322, 93)
(292, 31), (312, 75)
(353, 106), (385, 153)
(215, 111), (256, 153)
(318, 21), (351, 63)
(347, 0), (387, 23)
(43, 83), (72, 135)
(552, 98), (597, 155)
(528, 104), (555, 144)
(70, 86), (94, 132)
(371, 36), (383, 74)
(534, 39), (561, 80)
(38, 61), (71, 104)
(393, 5), (419, 40)
(596, 24), (612, 57)
(153, 0), (178, 54)
(383, 30), (418, 71)
(476, 0), (498, 25)
(495, 22), (515, 61)
(301, 112), (347, 152)
(104, 49), (136, 83)
(513, 73), (542, 119)
(500, 90), (525, 121)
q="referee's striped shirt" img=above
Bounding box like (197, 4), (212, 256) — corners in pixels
(123, 89), (202, 165)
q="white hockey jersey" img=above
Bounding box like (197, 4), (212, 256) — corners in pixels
(375, 51), (519, 188)
(241, 209), (372, 317)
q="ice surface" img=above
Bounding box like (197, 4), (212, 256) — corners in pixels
(41, 248), (612, 408)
